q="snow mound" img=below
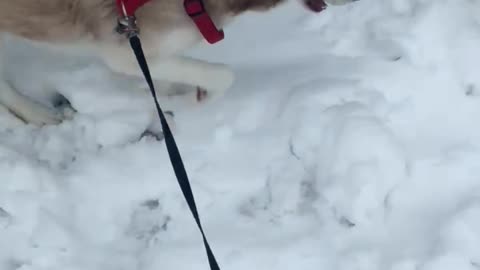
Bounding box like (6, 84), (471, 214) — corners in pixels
(2, 0), (480, 269)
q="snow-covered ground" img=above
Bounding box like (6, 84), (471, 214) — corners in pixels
(2, 0), (480, 269)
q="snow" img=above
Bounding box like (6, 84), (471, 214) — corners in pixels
(2, 0), (480, 269)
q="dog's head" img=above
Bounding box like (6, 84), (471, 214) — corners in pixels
(212, 0), (327, 15)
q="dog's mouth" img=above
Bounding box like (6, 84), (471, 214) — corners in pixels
(304, 0), (327, 12)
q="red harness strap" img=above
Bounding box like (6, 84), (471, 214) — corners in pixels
(183, 0), (224, 44)
(116, 0), (224, 44)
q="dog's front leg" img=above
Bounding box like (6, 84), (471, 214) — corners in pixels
(149, 56), (235, 100)
(103, 52), (235, 100)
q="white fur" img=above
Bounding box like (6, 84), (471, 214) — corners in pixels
(0, 0), (357, 126)
(0, 26), (235, 125)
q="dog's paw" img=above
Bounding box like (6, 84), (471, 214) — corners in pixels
(11, 101), (66, 126)
(10, 104), (63, 126)
(206, 65), (235, 94)
(163, 83), (226, 104)
(194, 86), (225, 103)
(177, 86), (226, 104)
(189, 65), (234, 103)
(8, 93), (76, 126)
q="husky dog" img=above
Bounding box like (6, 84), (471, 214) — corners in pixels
(0, 0), (355, 126)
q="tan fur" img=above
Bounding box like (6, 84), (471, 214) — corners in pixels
(0, 0), (287, 54)
(0, 0), (352, 125)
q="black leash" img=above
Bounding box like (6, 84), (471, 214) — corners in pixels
(128, 33), (220, 270)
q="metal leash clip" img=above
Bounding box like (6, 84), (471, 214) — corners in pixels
(115, 15), (139, 38)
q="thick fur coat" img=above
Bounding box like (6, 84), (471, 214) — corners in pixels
(0, 0), (355, 125)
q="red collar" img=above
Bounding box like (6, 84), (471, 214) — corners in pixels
(115, 0), (224, 44)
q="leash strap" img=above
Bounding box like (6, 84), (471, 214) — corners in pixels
(129, 35), (220, 270)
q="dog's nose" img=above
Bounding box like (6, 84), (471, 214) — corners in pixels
(304, 0), (326, 12)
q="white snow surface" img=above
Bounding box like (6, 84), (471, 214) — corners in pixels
(2, 0), (480, 269)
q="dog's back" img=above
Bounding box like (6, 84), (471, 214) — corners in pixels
(0, 0), (118, 42)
